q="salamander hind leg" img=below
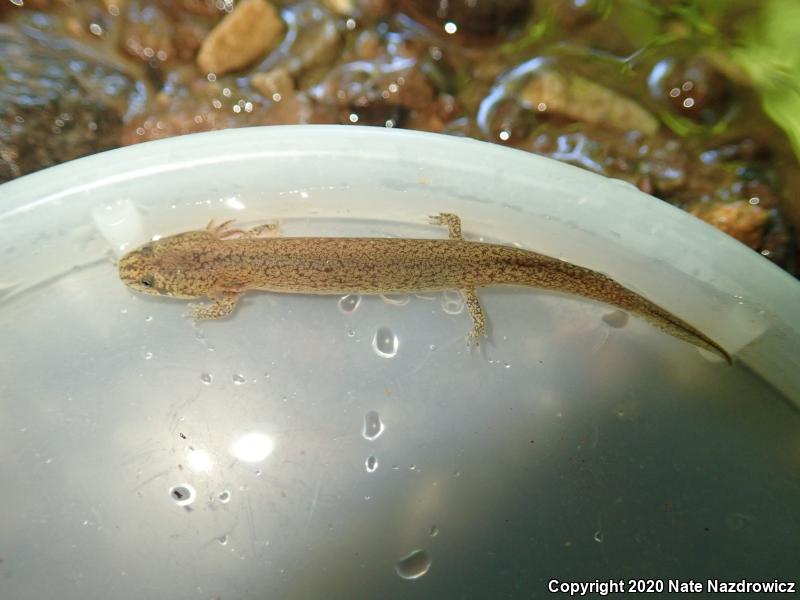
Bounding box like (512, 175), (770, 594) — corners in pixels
(462, 288), (488, 346)
(429, 213), (463, 240)
(189, 292), (242, 320)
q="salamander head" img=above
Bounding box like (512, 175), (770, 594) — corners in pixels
(118, 231), (216, 299)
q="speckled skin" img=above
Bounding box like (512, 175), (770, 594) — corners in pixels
(118, 215), (731, 362)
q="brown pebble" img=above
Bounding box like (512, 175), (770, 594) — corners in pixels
(197, 0), (285, 75)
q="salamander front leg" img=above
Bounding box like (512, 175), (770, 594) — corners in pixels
(462, 288), (488, 346)
(429, 213), (463, 240)
(189, 292), (242, 320)
(206, 220), (280, 240)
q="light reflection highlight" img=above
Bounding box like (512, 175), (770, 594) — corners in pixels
(186, 448), (213, 472)
(229, 432), (274, 463)
(225, 196), (246, 210)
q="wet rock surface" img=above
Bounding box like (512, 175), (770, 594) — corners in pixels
(197, 0), (285, 75)
(0, 22), (140, 182)
(400, 0), (532, 39)
(0, 0), (797, 272)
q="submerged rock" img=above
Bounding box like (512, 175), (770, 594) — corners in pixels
(0, 23), (140, 182)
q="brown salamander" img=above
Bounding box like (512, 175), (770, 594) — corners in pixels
(118, 213), (731, 362)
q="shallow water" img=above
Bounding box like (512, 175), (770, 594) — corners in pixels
(0, 251), (797, 599)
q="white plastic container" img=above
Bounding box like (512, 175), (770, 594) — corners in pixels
(1, 126), (798, 599)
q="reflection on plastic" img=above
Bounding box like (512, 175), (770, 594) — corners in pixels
(229, 432), (275, 463)
(186, 448), (213, 472)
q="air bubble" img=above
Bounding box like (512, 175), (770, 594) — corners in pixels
(602, 310), (629, 328)
(218, 490), (231, 503)
(200, 373), (213, 385)
(218, 535), (228, 545)
(395, 549), (432, 580)
(232, 373), (246, 385)
(169, 484), (196, 507)
(365, 455), (378, 472)
(372, 327), (398, 358)
(429, 525), (439, 537)
(593, 530), (603, 543)
(362, 411), (385, 441)
(338, 294), (361, 314)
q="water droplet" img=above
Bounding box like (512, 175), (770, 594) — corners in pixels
(441, 290), (464, 315)
(395, 549), (432, 580)
(347, 329), (356, 337)
(338, 294), (361, 314)
(120, 308), (128, 315)
(725, 512), (752, 531)
(593, 530), (603, 543)
(218, 490), (231, 504)
(365, 455), (378, 472)
(381, 293), (410, 306)
(429, 344), (437, 351)
(144, 315), (153, 322)
(372, 327), (398, 358)
(409, 464), (417, 471)
(169, 484), (196, 507)
(143, 351), (153, 360)
(200, 373), (213, 385)
(232, 373), (246, 385)
(453, 470), (461, 477)
(218, 535), (228, 545)
(602, 310), (629, 328)
(429, 525), (439, 537)
(362, 411), (385, 441)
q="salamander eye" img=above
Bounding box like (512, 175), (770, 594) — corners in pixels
(140, 276), (155, 288)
